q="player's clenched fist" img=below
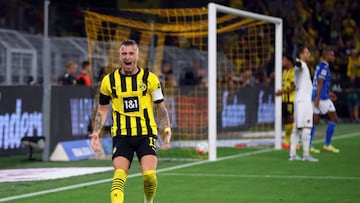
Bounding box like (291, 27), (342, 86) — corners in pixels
(90, 133), (101, 152)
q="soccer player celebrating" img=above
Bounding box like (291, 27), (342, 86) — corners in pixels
(309, 48), (339, 154)
(275, 55), (296, 149)
(90, 39), (171, 203)
(288, 46), (318, 162)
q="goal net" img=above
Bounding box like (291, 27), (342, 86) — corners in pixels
(84, 3), (282, 161)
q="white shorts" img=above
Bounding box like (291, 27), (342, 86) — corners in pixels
(313, 99), (336, 115)
(294, 100), (313, 128)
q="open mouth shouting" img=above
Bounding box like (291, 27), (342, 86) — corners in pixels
(123, 61), (133, 70)
(121, 60), (138, 75)
(124, 61), (132, 66)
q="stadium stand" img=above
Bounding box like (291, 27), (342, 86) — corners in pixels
(0, 0), (359, 87)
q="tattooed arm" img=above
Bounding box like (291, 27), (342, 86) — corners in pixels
(90, 104), (109, 152)
(156, 101), (171, 149)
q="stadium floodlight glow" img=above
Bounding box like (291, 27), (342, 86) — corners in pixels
(208, 3), (283, 161)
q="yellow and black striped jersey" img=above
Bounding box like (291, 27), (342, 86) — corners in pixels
(100, 68), (163, 137)
(282, 68), (295, 103)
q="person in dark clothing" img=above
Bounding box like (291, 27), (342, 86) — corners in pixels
(58, 61), (78, 85)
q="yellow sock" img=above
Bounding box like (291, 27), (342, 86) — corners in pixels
(284, 123), (293, 145)
(143, 170), (158, 202)
(111, 169), (127, 203)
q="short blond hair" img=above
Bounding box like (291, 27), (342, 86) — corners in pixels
(66, 61), (77, 69)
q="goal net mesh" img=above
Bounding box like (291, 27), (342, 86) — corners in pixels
(84, 7), (276, 160)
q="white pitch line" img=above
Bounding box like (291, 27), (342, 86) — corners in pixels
(161, 172), (360, 181)
(1, 131), (359, 202)
(310, 131), (360, 146)
(0, 149), (271, 202)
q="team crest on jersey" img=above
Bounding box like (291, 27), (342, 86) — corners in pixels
(139, 82), (147, 91)
(321, 69), (327, 75)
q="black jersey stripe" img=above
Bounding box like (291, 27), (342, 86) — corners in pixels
(120, 74), (126, 92)
(109, 72), (117, 98)
(115, 111), (121, 135)
(142, 68), (149, 96)
(131, 75), (137, 91)
(136, 117), (142, 136)
(143, 108), (153, 135)
(125, 116), (131, 136)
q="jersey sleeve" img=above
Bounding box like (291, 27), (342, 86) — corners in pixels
(318, 63), (328, 80)
(100, 74), (112, 97)
(148, 72), (164, 103)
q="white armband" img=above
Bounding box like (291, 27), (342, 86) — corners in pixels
(152, 89), (164, 102)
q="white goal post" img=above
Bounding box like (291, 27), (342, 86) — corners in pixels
(208, 3), (283, 161)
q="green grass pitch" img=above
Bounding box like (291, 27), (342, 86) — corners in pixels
(1, 123), (359, 203)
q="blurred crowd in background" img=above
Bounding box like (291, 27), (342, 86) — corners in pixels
(1, 0), (359, 119)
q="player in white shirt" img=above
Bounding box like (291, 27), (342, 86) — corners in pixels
(288, 46), (319, 162)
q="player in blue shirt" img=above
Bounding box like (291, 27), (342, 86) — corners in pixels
(310, 47), (339, 153)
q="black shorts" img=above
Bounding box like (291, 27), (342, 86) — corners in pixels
(282, 102), (294, 118)
(112, 135), (157, 164)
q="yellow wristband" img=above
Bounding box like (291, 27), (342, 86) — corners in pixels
(164, 127), (171, 133)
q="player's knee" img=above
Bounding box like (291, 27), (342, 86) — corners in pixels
(329, 112), (338, 122)
(142, 170), (157, 190)
(313, 116), (320, 125)
(143, 170), (157, 186)
(302, 128), (311, 136)
(143, 170), (157, 201)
